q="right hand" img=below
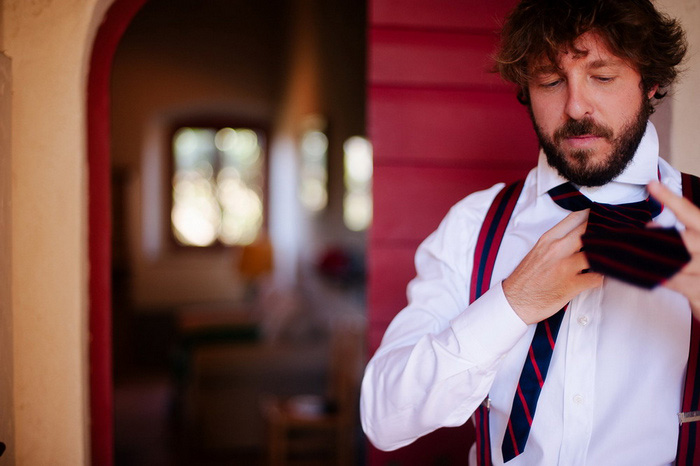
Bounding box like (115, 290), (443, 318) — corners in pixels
(502, 210), (604, 325)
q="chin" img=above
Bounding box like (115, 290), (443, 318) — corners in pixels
(548, 148), (627, 187)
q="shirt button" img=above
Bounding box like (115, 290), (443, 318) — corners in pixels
(577, 316), (589, 327)
(573, 394), (584, 405)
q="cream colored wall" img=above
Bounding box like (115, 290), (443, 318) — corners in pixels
(3, 0), (111, 463)
(658, 0), (700, 174)
(0, 51), (16, 465)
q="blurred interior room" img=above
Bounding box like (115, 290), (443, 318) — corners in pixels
(109, 0), (368, 464)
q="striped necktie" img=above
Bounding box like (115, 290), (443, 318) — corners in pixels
(502, 182), (689, 463)
(501, 304), (567, 462)
(549, 182), (689, 288)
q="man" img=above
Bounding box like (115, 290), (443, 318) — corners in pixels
(360, 0), (700, 465)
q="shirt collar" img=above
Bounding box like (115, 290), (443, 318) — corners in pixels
(536, 121), (660, 204)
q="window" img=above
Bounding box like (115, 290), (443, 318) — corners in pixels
(170, 125), (266, 247)
(343, 136), (373, 231)
(299, 127), (329, 213)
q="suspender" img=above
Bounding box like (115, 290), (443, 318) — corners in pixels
(677, 172), (700, 466)
(470, 174), (700, 465)
(470, 180), (524, 466)
(470, 180), (525, 304)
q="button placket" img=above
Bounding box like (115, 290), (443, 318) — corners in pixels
(559, 287), (601, 465)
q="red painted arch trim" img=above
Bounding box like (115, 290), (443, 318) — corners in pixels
(87, 1), (148, 465)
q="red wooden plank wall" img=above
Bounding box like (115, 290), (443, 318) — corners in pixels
(366, 1), (538, 464)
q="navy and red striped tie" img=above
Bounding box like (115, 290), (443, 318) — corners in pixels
(501, 304), (567, 461)
(549, 182), (689, 288)
(502, 182), (691, 463)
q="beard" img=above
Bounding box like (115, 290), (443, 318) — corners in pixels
(531, 98), (651, 187)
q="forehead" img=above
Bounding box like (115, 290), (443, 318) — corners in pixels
(530, 31), (633, 74)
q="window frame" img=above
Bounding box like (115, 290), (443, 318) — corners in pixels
(165, 119), (270, 250)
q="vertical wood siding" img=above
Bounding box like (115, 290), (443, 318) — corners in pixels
(366, 0), (538, 463)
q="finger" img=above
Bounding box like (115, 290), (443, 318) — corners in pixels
(538, 222), (587, 266)
(554, 221), (587, 256)
(563, 265), (604, 297)
(648, 181), (700, 230)
(574, 270), (604, 292)
(569, 221), (587, 243)
(665, 272), (700, 302)
(674, 254), (700, 275)
(680, 229), (700, 253)
(545, 209), (590, 240)
(567, 250), (591, 274)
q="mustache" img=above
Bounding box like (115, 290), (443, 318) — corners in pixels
(554, 118), (614, 141)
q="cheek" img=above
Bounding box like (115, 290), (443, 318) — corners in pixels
(530, 103), (557, 134)
(609, 94), (644, 129)
(528, 91), (565, 131)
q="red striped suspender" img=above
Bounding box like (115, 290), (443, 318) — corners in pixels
(470, 180), (524, 466)
(677, 172), (700, 466)
(470, 181), (525, 303)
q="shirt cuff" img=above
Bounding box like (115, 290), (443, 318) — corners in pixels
(450, 281), (528, 369)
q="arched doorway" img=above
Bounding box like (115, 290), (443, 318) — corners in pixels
(89, 1), (367, 464)
(88, 2), (153, 465)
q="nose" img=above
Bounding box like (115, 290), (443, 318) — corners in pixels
(564, 80), (594, 120)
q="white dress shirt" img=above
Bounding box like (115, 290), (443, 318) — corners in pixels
(360, 122), (692, 466)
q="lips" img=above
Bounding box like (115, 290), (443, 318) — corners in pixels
(564, 134), (604, 148)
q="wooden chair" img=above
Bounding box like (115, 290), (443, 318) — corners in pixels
(261, 316), (365, 466)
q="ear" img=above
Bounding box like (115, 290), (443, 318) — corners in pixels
(517, 85), (531, 106)
(647, 84), (659, 100)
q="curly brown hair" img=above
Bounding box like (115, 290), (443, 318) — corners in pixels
(495, 0), (687, 106)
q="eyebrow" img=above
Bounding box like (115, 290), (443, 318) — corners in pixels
(531, 57), (625, 76)
(531, 63), (559, 76)
(587, 58), (624, 70)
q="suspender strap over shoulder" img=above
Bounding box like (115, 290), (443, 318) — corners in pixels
(470, 179), (525, 466)
(677, 172), (700, 466)
(471, 180), (525, 303)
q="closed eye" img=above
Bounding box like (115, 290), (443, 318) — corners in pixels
(539, 79), (563, 88)
(594, 76), (615, 83)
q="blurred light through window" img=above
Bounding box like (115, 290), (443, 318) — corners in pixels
(343, 136), (372, 231)
(171, 126), (265, 247)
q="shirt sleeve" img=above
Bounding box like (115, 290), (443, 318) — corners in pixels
(360, 184), (529, 452)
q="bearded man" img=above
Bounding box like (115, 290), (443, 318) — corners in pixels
(360, 1), (700, 465)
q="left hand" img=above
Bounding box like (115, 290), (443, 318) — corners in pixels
(648, 181), (700, 319)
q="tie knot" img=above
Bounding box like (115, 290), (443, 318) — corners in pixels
(547, 181), (688, 289)
(548, 182), (662, 231)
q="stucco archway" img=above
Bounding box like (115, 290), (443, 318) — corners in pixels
(87, 1), (148, 464)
